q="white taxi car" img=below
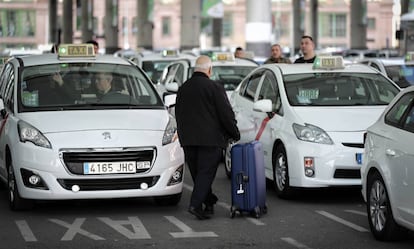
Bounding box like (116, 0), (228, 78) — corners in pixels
(359, 56), (414, 88)
(225, 56), (401, 198)
(130, 49), (196, 84)
(361, 85), (414, 241)
(0, 44), (184, 210)
(160, 52), (259, 98)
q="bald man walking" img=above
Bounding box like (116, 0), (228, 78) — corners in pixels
(175, 55), (240, 220)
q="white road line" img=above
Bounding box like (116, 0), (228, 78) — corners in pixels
(316, 210), (369, 232)
(15, 220), (37, 242)
(183, 183), (266, 226)
(281, 237), (314, 249)
(345, 209), (367, 216)
(164, 216), (218, 238)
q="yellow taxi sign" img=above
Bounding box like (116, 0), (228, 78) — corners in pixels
(405, 51), (414, 62)
(58, 44), (95, 58)
(313, 56), (345, 70)
(161, 49), (179, 57)
(212, 52), (235, 62)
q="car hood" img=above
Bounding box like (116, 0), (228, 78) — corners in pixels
(19, 109), (170, 133)
(292, 106), (386, 132)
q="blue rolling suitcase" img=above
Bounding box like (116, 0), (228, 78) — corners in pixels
(230, 141), (267, 218)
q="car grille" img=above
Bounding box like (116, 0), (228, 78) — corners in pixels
(61, 149), (155, 175)
(57, 176), (160, 191)
(333, 169), (361, 179)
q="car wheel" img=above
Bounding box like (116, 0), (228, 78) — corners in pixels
(272, 145), (293, 199)
(153, 193), (182, 206)
(224, 145), (232, 179)
(7, 158), (34, 211)
(367, 171), (407, 241)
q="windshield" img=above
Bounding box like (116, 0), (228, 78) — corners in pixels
(19, 63), (163, 112)
(284, 72), (400, 106)
(142, 60), (175, 83)
(384, 64), (414, 88)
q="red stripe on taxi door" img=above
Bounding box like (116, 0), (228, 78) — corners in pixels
(255, 116), (270, 141)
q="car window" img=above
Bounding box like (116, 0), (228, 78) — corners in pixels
(258, 70), (282, 113)
(283, 73), (400, 106)
(210, 66), (257, 91)
(239, 72), (263, 101)
(384, 65), (414, 88)
(385, 92), (414, 130)
(19, 63), (163, 112)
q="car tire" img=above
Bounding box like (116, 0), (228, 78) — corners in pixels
(7, 158), (34, 211)
(366, 171), (407, 241)
(224, 145), (232, 179)
(154, 193), (182, 206)
(272, 145), (293, 199)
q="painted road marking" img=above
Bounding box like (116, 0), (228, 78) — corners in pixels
(165, 216), (218, 238)
(316, 210), (369, 232)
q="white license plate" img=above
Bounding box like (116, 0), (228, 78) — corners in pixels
(83, 161), (137, 174)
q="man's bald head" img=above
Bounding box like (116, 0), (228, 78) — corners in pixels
(194, 55), (212, 76)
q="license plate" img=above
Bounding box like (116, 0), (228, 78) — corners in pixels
(83, 161), (137, 174)
(355, 153), (363, 165)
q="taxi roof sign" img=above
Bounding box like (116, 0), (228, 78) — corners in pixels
(161, 49), (179, 57)
(212, 52), (235, 62)
(58, 44), (95, 58)
(405, 51), (414, 62)
(313, 56), (345, 70)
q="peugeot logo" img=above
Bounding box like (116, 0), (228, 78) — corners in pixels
(102, 132), (111, 140)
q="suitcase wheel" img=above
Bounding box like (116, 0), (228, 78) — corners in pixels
(230, 206), (237, 218)
(253, 206), (261, 218)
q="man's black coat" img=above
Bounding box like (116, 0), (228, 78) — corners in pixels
(175, 71), (240, 148)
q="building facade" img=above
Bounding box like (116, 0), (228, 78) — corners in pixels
(0, 0), (399, 53)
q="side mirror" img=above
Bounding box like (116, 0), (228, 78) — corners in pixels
(253, 99), (273, 113)
(164, 93), (176, 108)
(165, 82), (179, 93)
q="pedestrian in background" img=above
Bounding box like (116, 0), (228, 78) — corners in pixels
(86, 40), (99, 54)
(294, 35), (316, 63)
(175, 55), (240, 220)
(234, 47), (245, 58)
(264, 44), (291, 64)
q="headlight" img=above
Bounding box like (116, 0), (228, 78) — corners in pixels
(162, 115), (178, 145)
(292, 123), (333, 145)
(18, 121), (52, 149)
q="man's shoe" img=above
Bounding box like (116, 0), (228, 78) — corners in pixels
(204, 205), (214, 215)
(188, 206), (210, 220)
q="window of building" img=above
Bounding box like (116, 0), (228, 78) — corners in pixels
(162, 16), (171, 37)
(0, 10), (35, 37)
(122, 17), (128, 35)
(132, 17), (138, 35)
(319, 13), (346, 38)
(367, 17), (376, 30)
(222, 13), (233, 37)
(272, 11), (290, 40)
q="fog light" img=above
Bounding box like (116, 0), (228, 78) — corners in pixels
(140, 182), (149, 190)
(305, 168), (315, 177)
(29, 175), (41, 185)
(71, 185), (80, 192)
(20, 168), (48, 189)
(168, 165), (183, 186)
(304, 157), (315, 178)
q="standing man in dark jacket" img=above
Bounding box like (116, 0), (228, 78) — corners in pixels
(175, 55), (240, 220)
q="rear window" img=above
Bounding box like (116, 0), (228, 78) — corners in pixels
(19, 63), (163, 112)
(284, 72), (400, 106)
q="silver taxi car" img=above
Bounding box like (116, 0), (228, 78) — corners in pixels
(359, 56), (414, 88)
(361, 85), (414, 241)
(160, 52), (258, 98)
(225, 56), (401, 198)
(0, 44), (184, 210)
(130, 49), (197, 84)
